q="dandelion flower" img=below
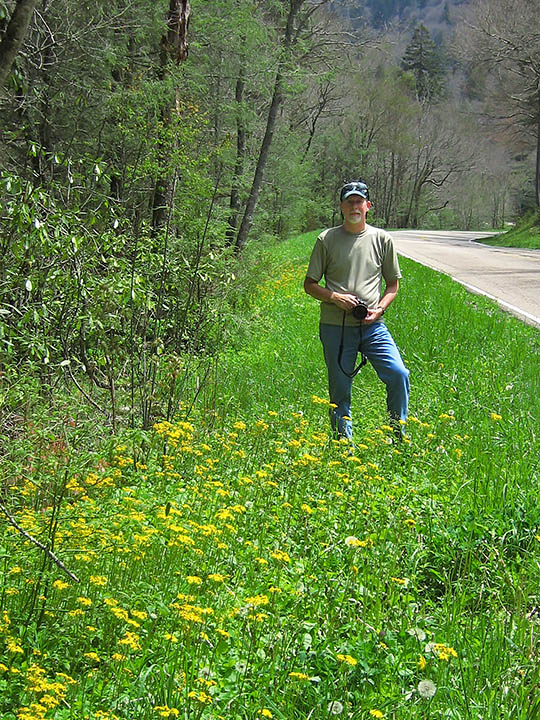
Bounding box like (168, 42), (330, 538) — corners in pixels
(259, 710), (273, 718)
(490, 412), (502, 421)
(418, 679), (437, 698)
(370, 711), (384, 719)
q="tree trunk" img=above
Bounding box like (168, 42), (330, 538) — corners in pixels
(226, 59), (246, 243)
(535, 88), (540, 208)
(151, 0), (190, 232)
(235, 0), (304, 252)
(234, 62), (284, 252)
(0, 0), (39, 89)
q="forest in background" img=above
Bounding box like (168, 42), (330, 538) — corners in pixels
(1, 0), (539, 432)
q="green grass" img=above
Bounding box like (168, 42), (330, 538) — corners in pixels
(1, 230), (540, 720)
(477, 210), (540, 249)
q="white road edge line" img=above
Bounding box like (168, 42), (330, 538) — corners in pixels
(398, 251), (540, 329)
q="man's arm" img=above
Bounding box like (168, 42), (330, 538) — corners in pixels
(303, 276), (358, 311)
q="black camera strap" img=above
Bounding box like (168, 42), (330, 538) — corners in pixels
(338, 310), (367, 378)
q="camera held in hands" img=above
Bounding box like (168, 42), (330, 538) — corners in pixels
(351, 300), (368, 321)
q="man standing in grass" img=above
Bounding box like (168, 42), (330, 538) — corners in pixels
(304, 180), (409, 441)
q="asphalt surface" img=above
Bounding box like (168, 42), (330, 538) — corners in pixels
(391, 230), (540, 329)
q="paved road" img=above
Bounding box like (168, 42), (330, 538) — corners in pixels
(392, 229), (540, 329)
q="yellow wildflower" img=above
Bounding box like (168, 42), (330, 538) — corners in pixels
(344, 536), (371, 548)
(117, 631), (141, 651)
(89, 575), (108, 586)
(245, 594), (270, 606)
(434, 643), (458, 661)
(187, 690), (213, 704)
(52, 579), (69, 591)
(288, 671), (310, 681)
(7, 638), (24, 654)
(336, 653), (357, 666)
(84, 652), (101, 663)
(270, 549), (290, 563)
(391, 577), (408, 586)
(154, 706), (180, 718)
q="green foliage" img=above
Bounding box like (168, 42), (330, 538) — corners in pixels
(0, 141), (237, 429)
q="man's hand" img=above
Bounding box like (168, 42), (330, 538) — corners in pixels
(363, 306), (385, 324)
(330, 292), (359, 311)
(304, 278), (359, 310)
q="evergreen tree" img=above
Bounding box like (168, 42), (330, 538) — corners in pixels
(401, 23), (444, 102)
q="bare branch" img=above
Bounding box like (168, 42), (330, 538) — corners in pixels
(0, 500), (80, 583)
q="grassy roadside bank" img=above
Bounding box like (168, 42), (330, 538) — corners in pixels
(476, 211), (540, 249)
(1, 230), (540, 719)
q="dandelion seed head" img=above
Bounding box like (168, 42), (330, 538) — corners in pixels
(418, 679), (437, 698)
(327, 700), (344, 714)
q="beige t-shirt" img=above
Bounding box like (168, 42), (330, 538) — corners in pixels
(306, 224), (402, 326)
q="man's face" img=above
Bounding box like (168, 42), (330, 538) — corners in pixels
(340, 194), (371, 225)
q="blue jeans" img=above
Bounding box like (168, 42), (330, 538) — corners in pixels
(319, 322), (409, 439)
